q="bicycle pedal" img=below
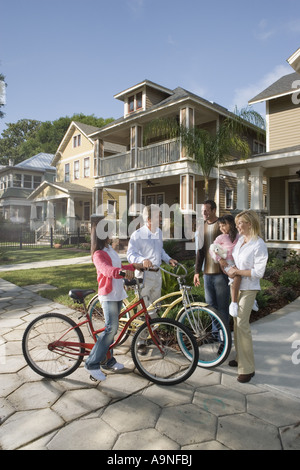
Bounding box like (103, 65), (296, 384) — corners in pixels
(89, 375), (98, 382)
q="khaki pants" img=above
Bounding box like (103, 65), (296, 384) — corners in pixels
(234, 290), (258, 375)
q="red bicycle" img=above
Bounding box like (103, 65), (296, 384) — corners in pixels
(22, 273), (199, 386)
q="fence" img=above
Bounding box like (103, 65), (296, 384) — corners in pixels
(0, 225), (89, 250)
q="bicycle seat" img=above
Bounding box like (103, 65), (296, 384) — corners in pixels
(68, 289), (95, 303)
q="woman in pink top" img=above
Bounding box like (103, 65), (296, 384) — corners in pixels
(209, 215), (240, 318)
(85, 224), (142, 382)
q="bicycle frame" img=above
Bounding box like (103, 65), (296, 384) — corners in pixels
(49, 291), (162, 358)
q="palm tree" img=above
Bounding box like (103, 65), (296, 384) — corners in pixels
(144, 107), (265, 199)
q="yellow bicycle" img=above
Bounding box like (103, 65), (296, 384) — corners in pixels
(87, 263), (232, 368)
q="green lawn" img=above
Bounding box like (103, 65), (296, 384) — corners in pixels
(0, 246), (90, 265)
(0, 264), (98, 309)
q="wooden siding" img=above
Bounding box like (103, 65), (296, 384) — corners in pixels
(269, 95), (300, 151)
(145, 86), (170, 109)
(56, 127), (95, 189)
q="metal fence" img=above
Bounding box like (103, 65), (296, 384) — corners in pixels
(0, 225), (90, 250)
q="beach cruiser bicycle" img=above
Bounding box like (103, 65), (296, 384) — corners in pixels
(87, 263), (232, 369)
(22, 268), (199, 386)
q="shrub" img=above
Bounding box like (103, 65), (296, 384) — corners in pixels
(279, 270), (300, 288)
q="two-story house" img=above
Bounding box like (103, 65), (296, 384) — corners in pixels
(89, 80), (264, 241)
(28, 121), (126, 235)
(222, 49), (300, 252)
(0, 153), (56, 225)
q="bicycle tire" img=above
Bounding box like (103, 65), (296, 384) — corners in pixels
(22, 313), (85, 379)
(131, 317), (199, 386)
(177, 306), (232, 368)
(87, 294), (131, 345)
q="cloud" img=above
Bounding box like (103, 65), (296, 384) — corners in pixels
(254, 19), (275, 41)
(231, 64), (292, 110)
(127, 0), (144, 14)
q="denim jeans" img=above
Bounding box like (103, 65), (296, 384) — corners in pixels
(85, 299), (122, 370)
(203, 273), (230, 324)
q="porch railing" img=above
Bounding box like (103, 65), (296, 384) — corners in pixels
(265, 216), (300, 243)
(99, 139), (180, 176)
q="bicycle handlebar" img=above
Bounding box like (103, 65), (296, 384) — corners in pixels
(159, 262), (188, 277)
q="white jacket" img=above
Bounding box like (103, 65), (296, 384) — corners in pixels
(232, 236), (268, 291)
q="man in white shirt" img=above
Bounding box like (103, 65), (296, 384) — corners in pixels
(127, 205), (177, 307)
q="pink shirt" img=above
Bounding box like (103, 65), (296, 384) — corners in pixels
(212, 233), (239, 262)
(93, 248), (135, 298)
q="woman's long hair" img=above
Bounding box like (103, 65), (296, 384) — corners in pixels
(218, 214), (238, 243)
(90, 219), (109, 256)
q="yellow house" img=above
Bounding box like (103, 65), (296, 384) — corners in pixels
(28, 121), (126, 237)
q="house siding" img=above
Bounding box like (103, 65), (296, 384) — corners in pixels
(269, 95), (300, 151)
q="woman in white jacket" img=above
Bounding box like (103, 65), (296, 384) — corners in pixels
(227, 210), (268, 383)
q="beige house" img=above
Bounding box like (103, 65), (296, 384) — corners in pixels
(89, 80), (264, 242)
(29, 121), (126, 236)
(222, 49), (300, 252)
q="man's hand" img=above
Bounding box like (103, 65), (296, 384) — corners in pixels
(169, 259), (177, 267)
(143, 259), (153, 269)
(194, 273), (200, 287)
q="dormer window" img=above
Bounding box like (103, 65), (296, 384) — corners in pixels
(127, 91), (143, 114)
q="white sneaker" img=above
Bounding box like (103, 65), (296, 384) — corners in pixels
(84, 365), (106, 381)
(229, 302), (238, 317)
(110, 362), (124, 371)
(252, 300), (259, 311)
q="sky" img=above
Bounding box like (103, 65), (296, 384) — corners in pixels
(0, 0), (300, 135)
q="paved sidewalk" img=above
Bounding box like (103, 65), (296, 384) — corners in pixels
(0, 259), (300, 450)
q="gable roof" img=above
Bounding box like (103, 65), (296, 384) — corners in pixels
(248, 72), (300, 104)
(53, 121), (102, 165)
(28, 180), (92, 200)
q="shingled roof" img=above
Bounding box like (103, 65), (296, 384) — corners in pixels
(249, 72), (300, 104)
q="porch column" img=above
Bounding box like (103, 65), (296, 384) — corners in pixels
(235, 169), (249, 210)
(249, 167), (264, 210)
(66, 197), (76, 232)
(180, 174), (195, 213)
(93, 187), (104, 215)
(180, 107), (195, 159)
(94, 139), (104, 177)
(128, 182), (142, 216)
(30, 203), (37, 230)
(46, 200), (55, 231)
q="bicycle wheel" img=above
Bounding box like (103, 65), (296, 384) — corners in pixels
(22, 313), (85, 379)
(177, 306), (231, 368)
(87, 294), (131, 345)
(131, 318), (199, 386)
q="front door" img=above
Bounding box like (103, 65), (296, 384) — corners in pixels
(289, 181), (300, 215)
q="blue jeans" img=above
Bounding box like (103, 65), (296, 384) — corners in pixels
(85, 300), (122, 370)
(203, 273), (230, 324)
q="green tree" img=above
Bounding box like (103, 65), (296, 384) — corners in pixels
(0, 113), (114, 164)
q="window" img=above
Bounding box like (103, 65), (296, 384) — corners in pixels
(84, 157), (90, 178)
(128, 95), (135, 113)
(83, 202), (90, 220)
(128, 92), (143, 113)
(74, 160), (79, 180)
(225, 189), (234, 210)
(33, 176), (42, 188)
(136, 92), (142, 109)
(73, 134), (81, 148)
(13, 173), (22, 188)
(253, 140), (266, 154)
(24, 175), (32, 188)
(65, 163), (70, 182)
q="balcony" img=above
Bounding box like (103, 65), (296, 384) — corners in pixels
(99, 139), (181, 177)
(265, 215), (300, 249)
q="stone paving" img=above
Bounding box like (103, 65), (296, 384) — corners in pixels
(1, 278), (300, 451)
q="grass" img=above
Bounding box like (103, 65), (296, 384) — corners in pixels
(0, 263), (98, 309)
(0, 246), (90, 265)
